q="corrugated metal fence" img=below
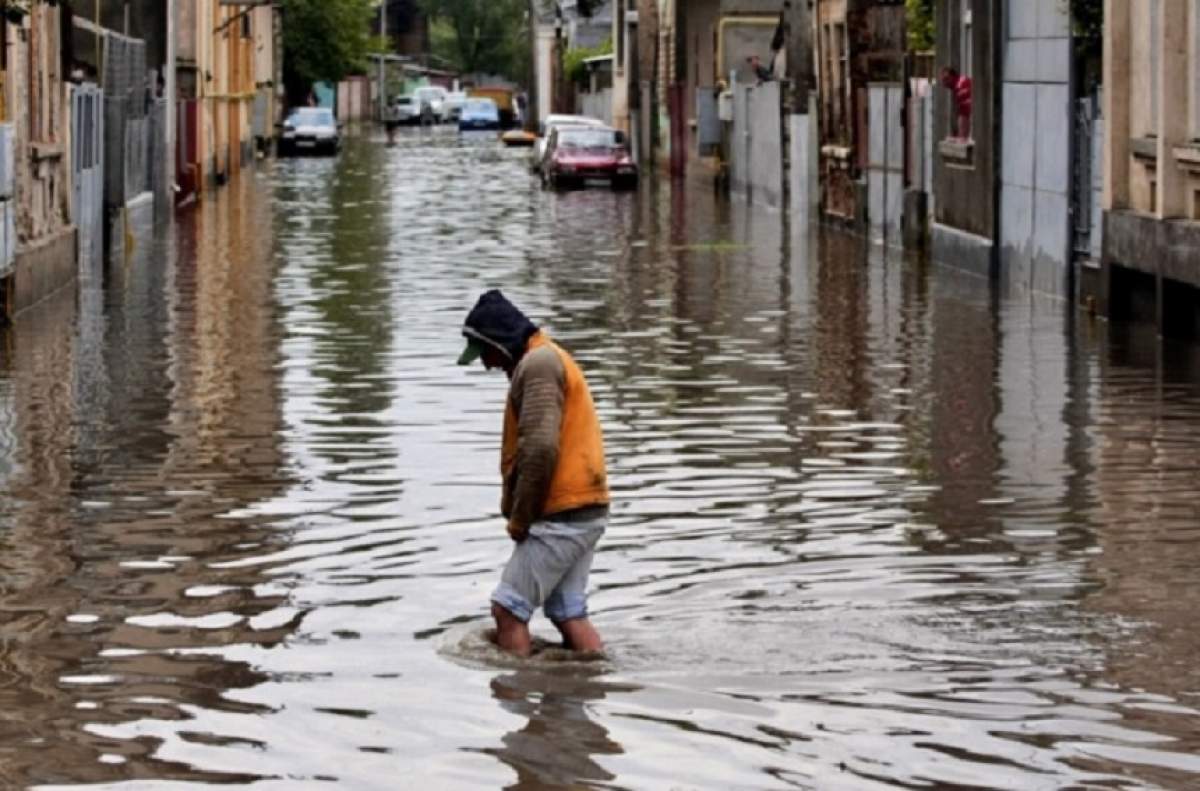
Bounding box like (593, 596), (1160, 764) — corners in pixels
(730, 81), (784, 206)
(101, 33), (154, 211)
(579, 89), (613, 126)
(71, 83), (105, 273)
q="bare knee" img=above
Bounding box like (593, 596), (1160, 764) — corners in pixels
(492, 602), (532, 656)
(552, 617), (603, 653)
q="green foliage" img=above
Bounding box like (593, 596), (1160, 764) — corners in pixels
(906, 0), (935, 53)
(421, 0), (530, 80)
(365, 35), (393, 56)
(1066, 0), (1102, 57)
(281, 0), (375, 101)
(564, 38), (612, 85)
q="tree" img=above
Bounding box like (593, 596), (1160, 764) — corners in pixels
(421, 0), (529, 79)
(281, 0), (376, 106)
(906, 0), (934, 53)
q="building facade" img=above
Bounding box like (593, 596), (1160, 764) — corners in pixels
(1101, 0), (1200, 336)
(814, 0), (905, 225)
(930, 0), (1000, 279)
(2, 3), (76, 316)
(178, 1), (275, 197)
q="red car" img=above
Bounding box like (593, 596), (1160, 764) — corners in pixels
(540, 126), (638, 191)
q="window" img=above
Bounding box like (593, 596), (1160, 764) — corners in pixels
(242, 12), (252, 40)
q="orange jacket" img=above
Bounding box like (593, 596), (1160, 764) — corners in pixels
(501, 333), (609, 524)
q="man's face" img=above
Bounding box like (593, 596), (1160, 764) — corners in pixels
(941, 69), (956, 88)
(482, 347), (511, 377)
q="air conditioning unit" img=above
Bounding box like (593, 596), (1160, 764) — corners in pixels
(0, 124), (13, 199)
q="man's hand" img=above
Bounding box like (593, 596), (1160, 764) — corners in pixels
(507, 519), (529, 542)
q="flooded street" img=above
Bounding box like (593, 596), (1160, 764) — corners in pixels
(2, 129), (1200, 789)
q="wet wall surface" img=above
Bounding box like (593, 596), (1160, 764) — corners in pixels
(0, 130), (1199, 789)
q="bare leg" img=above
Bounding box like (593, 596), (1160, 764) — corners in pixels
(553, 617), (603, 653)
(491, 602), (532, 657)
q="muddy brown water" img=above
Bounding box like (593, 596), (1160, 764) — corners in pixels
(1, 129), (1199, 789)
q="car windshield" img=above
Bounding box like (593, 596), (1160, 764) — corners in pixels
(557, 129), (620, 150)
(416, 88), (442, 99)
(396, 96), (414, 106)
(290, 108), (334, 126)
(464, 100), (496, 114)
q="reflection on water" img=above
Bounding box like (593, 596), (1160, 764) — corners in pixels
(0, 126), (1199, 788)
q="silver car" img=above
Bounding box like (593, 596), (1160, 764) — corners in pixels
(390, 96), (422, 125)
(279, 107), (340, 155)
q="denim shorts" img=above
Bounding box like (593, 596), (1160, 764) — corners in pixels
(491, 507), (607, 623)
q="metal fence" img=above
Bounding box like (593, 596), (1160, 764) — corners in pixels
(867, 82), (905, 244)
(71, 83), (105, 274)
(730, 80), (785, 206)
(579, 89), (613, 126)
(100, 32), (154, 211)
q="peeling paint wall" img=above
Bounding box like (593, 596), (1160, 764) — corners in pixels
(11, 6), (73, 252)
(183, 1), (259, 189)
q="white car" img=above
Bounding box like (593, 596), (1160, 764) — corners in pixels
(532, 114), (607, 171)
(390, 95), (422, 125)
(414, 86), (448, 122)
(443, 91), (468, 121)
(279, 107), (340, 155)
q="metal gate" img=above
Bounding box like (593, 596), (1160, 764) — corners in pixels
(867, 82), (904, 244)
(71, 83), (105, 274)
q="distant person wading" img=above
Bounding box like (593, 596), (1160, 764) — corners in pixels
(457, 290), (610, 657)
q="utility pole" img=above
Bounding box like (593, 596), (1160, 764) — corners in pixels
(525, 0), (538, 132)
(379, 0), (388, 122)
(785, 0), (812, 114)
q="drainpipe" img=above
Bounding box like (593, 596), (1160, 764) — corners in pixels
(164, 0), (176, 219)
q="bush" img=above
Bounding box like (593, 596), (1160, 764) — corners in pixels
(564, 38), (613, 85)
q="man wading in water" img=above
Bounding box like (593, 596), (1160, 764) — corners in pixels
(457, 290), (609, 657)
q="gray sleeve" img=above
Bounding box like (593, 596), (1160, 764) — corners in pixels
(509, 347), (565, 532)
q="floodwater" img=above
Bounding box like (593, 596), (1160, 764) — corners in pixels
(1, 129), (1200, 790)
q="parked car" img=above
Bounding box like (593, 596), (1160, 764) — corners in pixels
(468, 87), (517, 128)
(279, 107), (340, 155)
(459, 98), (501, 131)
(532, 114), (607, 172)
(414, 85), (448, 122)
(443, 91), (468, 121)
(391, 95), (422, 125)
(540, 126), (637, 190)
